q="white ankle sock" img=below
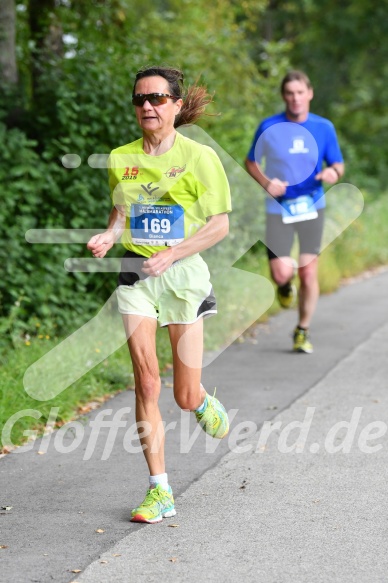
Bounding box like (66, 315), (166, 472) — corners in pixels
(195, 394), (208, 413)
(149, 473), (169, 489)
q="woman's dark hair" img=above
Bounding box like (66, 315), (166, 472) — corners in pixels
(133, 66), (216, 128)
(280, 70), (312, 95)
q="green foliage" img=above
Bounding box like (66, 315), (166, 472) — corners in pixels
(0, 0), (277, 343)
(0, 5), (149, 342)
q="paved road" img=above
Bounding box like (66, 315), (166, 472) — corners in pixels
(1, 269), (388, 582)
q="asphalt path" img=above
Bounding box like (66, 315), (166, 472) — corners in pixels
(1, 268), (387, 582)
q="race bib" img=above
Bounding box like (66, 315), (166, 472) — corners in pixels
(281, 195), (318, 224)
(130, 204), (184, 246)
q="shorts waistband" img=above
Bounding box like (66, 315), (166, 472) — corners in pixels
(169, 253), (200, 270)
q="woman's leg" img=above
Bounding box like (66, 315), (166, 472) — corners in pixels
(168, 319), (206, 411)
(168, 318), (229, 439)
(122, 314), (165, 476)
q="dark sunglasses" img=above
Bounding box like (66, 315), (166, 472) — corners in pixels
(132, 93), (178, 107)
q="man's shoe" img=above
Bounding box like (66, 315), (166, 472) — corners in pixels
(194, 392), (229, 439)
(293, 327), (313, 354)
(130, 484), (176, 523)
(277, 281), (297, 308)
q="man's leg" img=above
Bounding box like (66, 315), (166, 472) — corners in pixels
(291, 254), (318, 354)
(298, 254), (319, 329)
(269, 256), (296, 287)
(266, 214), (297, 308)
(293, 211), (324, 353)
(270, 256), (298, 309)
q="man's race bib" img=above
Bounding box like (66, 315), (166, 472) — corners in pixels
(130, 204), (184, 246)
(281, 195), (318, 224)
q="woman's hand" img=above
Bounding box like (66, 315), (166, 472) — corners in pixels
(142, 247), (175, 277)
(87, 231), (116, 258)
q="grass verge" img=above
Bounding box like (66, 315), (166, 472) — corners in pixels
(0, 327), (172, 450)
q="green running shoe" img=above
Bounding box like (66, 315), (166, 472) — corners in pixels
(277, 281), (297, 308)
(293, 327), (313, 354)
(194, 391), (229, 439)
(130, 484), (176, 523)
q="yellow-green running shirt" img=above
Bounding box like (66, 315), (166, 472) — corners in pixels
(108, 132), (232, 257)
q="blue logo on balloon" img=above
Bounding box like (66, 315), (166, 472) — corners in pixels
(254, 122), (319, 186)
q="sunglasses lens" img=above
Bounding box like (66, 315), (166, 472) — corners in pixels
(132, 95), (144, 106)
(149, 95), (167, 105)
(132, 94), (171, 106)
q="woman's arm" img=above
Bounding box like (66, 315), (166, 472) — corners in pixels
(142, 212), (229, 277)
(86, 205), (126, 258)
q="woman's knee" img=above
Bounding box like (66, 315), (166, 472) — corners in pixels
(174, 384), (202, 411)
(135, 372), (161, 403)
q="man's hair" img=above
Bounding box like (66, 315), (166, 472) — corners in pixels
(280, 70), (312, 94)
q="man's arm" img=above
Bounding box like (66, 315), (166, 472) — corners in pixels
(315, 162), (345, 185)
(245, 158), (288, 197)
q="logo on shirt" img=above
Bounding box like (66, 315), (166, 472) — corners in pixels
(141, 182), (159, 196)
(136, 182), (162, 202)
(122, 166), (139, 180)
(289, 138), (309, 154)
(165, 165), (186, 178)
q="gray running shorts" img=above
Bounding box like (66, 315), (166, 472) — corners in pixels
(265, 209), (324, 259)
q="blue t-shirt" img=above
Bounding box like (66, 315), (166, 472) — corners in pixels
(247, 112), (344, 214)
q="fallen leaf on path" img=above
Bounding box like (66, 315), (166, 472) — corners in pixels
(100, 560), (108, 564)
(78, 401), (100, 414)
(95, 529), (105, 534)
(169, 557), (178, 562)
(168, 524), (179, 527)
(112, 553), (121, 557)
(0, 545), (8, 549)
(71, 569), (82, 573)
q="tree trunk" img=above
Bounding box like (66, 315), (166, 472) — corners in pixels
(0, 0), (18, 86)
